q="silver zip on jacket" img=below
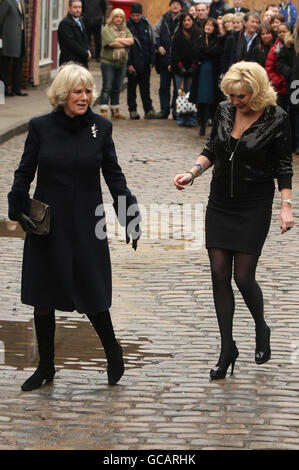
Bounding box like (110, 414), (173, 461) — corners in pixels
(226, 119), (269, 198)
(228, 137), (242, 198)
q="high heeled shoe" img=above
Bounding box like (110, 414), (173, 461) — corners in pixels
(210, 341), (239, 380)
(255, 325), (271, 364)
(21, 363), (56, 391)
(106, 342), (124, 386)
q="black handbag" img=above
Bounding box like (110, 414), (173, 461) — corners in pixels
(29, 198), (50, 235)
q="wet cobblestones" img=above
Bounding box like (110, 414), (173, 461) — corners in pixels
(0, 73), (299, 449)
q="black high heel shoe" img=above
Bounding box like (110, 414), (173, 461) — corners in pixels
(21, 363), (56, 391)
(210, 341), (239, 380)
(255, 325), (271, 364)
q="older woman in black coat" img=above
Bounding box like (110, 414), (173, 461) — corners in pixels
(7, 63), (141, 391)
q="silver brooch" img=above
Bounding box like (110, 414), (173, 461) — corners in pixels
(91, 123), (98, 138)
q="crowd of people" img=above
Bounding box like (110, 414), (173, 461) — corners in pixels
(55, 0), (298, 153)
(1, 0), (298, 153)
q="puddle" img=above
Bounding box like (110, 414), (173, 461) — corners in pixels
(0, 319), (172, 371)
(0, 219), (204, 250)
(0, 220), (24, 239)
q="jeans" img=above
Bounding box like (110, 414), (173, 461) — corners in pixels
(159, 67), (177, 117)
(174, 74), (192, 94)
(100, 63), (127, 106)
(127, 64), (153, 112)
(174, 73), (196, 127)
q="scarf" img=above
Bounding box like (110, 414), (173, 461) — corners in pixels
(109, 23), (127, 64)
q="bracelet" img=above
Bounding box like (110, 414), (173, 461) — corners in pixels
(281, 199), (292, 205)
(193, 163), (204, 174)
(186, 171), (194, 186)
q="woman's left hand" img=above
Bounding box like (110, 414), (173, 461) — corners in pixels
(280, 205), (294, 234)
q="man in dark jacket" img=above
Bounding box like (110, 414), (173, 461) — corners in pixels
(0, 0), (28, 96)
(58, 0), (91, 68)
(126, 3), (157, 119)
(234, 11), (260, 62)
(82, 0), (106, 62)
(153, 0), (183, 119)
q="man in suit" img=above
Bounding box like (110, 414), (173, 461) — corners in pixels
(234, 11), (260, 62)
(0, 0), (28, 96)
(58, 0), (91, 68)
(227, 0), (249, 15)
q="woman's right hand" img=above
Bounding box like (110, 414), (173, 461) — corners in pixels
(173, 173), (193, 190)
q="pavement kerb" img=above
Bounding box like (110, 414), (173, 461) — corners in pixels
(0, 74), (127, 145)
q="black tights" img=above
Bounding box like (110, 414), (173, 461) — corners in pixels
(208, 248), (267, 352)
(33, 307), (117, 355)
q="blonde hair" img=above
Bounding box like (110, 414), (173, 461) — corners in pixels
(234, 12), (245, 21)
(106, 8), (126, 26)
(47, 62), (98, 110)
(221, 61), (277, 111)
(222, 13), (236, 31)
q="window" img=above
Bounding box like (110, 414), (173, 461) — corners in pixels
(39, 0), (52, 64)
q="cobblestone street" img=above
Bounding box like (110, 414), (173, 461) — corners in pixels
(0, 72), (299, 450)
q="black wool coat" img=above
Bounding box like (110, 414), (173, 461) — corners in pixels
(8, 108), (138, 314)
(58, 13), (90, 67)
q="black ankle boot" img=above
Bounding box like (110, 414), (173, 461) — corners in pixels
(21, 310), (56, 391)
(210, 341), (239, 380)
(106, 342), (124, 385)
(255, 325), (271, 364)
(21, 363), (56, 391)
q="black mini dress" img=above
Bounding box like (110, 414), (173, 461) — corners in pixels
(205, 137), (275, 256)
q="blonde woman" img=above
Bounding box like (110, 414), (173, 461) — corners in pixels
(7, 63), (141, 391)
(233, 12), (245, 31)
(174, 61), (294, 380)
(99, 8), (134, 119)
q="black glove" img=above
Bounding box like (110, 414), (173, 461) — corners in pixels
(126, 207), (142, 251)
(17, 213), (37, 233)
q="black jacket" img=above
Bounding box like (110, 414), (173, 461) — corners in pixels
(127, 17), (155, 73)
(58, 13), (90, 67)
(201, 101), (293, 198)
(7, 108), (138, 313)
(235, 30), (258, 62)
(189, 35), (221, 104)
(154, 10), (181, 69)
(170, 26), (200, 75)
(250, 44), (272, 68)
(226, 7), (249, 14)
(277, 43), (299, 110)
(209, 0), (230, 18)
(219, 32), (236, 75)
(82, 0), (107, 28)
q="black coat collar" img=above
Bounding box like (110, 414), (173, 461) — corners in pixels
(53, 106), (94, 133)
